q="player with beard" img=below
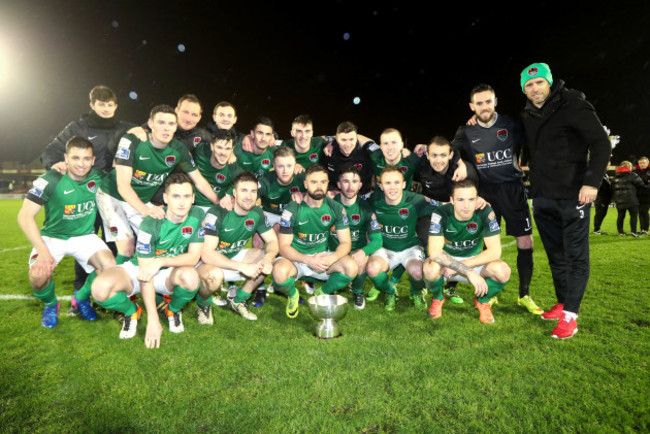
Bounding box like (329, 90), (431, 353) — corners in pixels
(197, 172), (279, 322)
(452, 84), (540, 315)
(92, 173), (205, 348)
(19, 137), (116, 328)
(272, 164), (358, 318)
(330, 165), (383, 310)
(424, 179), (510, 323)
(192, 129), (243, 211)
(97, 105), (218, 263)
(366, 166), (441, 311)
(233, 117), (276, 178)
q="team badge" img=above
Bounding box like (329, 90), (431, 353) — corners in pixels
(193, 137), (201, 146)
(245, 219), (255, 231)
(181, 226), (193, 239)
(475, 153), (486, 164)
(488, 211), (496, 221)
(527, 67), (539, 77)
(134, 170), (146, 180)
(87, 180), (97, 193)
(203, 213), (217, 231)
(330, 225), (336, 233)
(198, 228), (206, 238)
(280, 210), (292, 228)
(489, 221), (500, 232)
(309, 153), (319, 162)
(354, 163), (363, 170)
(64, 205), (76, 215)
(321, 214), (332, 226)
(497, 129), (508, 142)
(466, 222), (478, 234)
(351, 214), (361, 225)
(136, 240), (151, 254)
(29, 178), (48, 198)
(290, 186), (300, 194)
(216, 173), (226, 184)
(398, 208), (409, 220)
(110, 226), (118, 237)
(29, 253), (39, 265)
(370, 219), (380, 231)
(261, 159), (271, 169)
(165, 156), (176, 167)
(429, 222), (441, 234)
(155, 249), (167, 256)
(398, 166), (408, 174)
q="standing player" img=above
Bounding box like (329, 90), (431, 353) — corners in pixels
(453, 84), (540, 315)
(277, 115), (330, 172)
(272, 164), (358, 318)
(97, 104), (218, 261)
(18, 138), (116, 327)
(424, 179), (511, 323)
(92, 173), (205, 348)
(197, 172), (279, 322)
(192, 129), (243, 211)
(365, 166), (441, 311)
(234, 117), (276, 178)
(370, 128), (422, 191)
(520, 62), (611, 338)
(330, 165), (383, 309)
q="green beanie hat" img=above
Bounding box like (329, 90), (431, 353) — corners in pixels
(520, 63), (553, 92)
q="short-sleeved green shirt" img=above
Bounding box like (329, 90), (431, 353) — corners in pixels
(279, 137), (327, 169)
(279, 197), (349, 254)
(102, 133), (197, 202)
(134, 206), (205, 266)
(329, 195), (381, 252)
(429, 203), (501, 257)
(233, 141), (274, 177)
(203, 205), (271, 258)
(369, 150), (422, 191)
(257, 172), (306, 215)
(193, 141), (243, 206)
(27, 169), (104, 240)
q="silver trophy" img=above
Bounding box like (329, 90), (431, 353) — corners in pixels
(307, 294), (349, 339)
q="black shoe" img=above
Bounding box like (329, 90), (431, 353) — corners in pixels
(353, 293), (365, 310)
(253, 289), (266, 308)
(630, 232), (640, 238)
(593, 230), (608, 235)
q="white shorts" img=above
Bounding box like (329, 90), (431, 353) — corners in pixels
(118, 261), (174, 296)
(28, 234), (110, 274)
(221, 249), (248, 282)
(96, 187), (151, 242)
(263, 211), (282, 227)
(276, 252), (332, 281)
(371, 246), (425, 272)
(446, 255), (485, 283)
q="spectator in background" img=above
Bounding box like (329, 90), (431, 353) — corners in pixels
(634, 156), (649, 235)
(592, 173), (612, 235)
(611, 161), (648, 237)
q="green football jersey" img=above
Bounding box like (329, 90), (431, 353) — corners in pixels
(257, 172), (306, 215)
(233, 141), (274, 177)
(102, 133), (197, 203)
(193, 141), (243, 206)
(203, 205), (271, 258)
(429, 203), (501, 258)
(329, 195), (381, 251)
(279, 197), (349, 254)
(369, 149), (422, 190)
(27, 169), (103, 240)
(279, 137), (327, 169)
(370, 191), (440, 251)
(135, 206), (205, 265)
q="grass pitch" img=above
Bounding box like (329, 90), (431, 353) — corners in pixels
(0, 200), (648, 433)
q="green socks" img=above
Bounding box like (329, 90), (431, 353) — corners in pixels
(96, 292), (137, 316)
(478, 279), (508, 304)
(196, 294), (213, 308)
(32, 280), (57, 306)
(351, 273), (367, 294)
(234, 288), (252, 303)
(369, 272), (394, 294)
(76, 271), (96, 301)
(424, 277), (445, 301)
(272, 276), (296, 296)
(322, 272), (354, 295)
(168, 285), (200, 313)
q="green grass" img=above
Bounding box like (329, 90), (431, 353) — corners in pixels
(0, 200), (648, 433)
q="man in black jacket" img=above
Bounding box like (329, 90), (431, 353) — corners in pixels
(634, 157), (650, 234)
(520, 63), (611, 339)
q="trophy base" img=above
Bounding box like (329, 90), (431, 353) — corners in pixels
(314, 319), (341, 339)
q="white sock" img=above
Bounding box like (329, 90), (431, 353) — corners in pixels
(562, 310), (578, 320)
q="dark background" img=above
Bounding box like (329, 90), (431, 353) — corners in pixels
(1, 0), (648, 165)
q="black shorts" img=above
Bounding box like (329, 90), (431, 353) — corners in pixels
(479, 180), (532, 237)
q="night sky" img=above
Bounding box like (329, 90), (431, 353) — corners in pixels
(1, 1), (648, 165)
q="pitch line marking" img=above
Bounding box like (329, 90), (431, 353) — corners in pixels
(0, 245), (30, 254)
(0, 294), (72, 301)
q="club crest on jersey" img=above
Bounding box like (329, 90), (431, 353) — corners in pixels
(475, 153), (486, 164)
(321, 214), (332, 226)
(488, 211), (496, 221)
(181, 226), (193, 239)
(86, 180), (97, 193)
(497, 129), (508, 142)
(165, 156), (176, 167)
(290, 186), (300, 194)
(466, 222), (478, 234)
(527, 67), (539, 77)
(193, 137), (201, 146)
(398, 166), (408, 174)
(354, 163), (363, 170)
(245, 219), (255, 231)
(29, 253), (39, 265)
(110, 226), (118, 237)
(309, 153), (319, 162)
(351, 214), (361, 225)
(398, 208), (409, 220)
(261, 159), (271, 169)
(215, 173), (226, 184)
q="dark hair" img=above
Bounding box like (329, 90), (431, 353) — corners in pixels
(427, 135), (451, 151)
(305, 163), (327, 178)
(338, 164), (360, 181)
(211, 129), (235, 143)
(336, 121), (357, 135)
(470, 84), (495, 101)
(233, 171), (258, 188)
(89, 85), (117, 104)
(292, 114), (312, 126)
(213, 101), (236, 115)
(149, 104), (177, 120)
(164, 172), (194, 191)
(451, 179), (478, 195)
(252, 116), (274, 131)
(177, 94), (202, 112)
(65, 137), (94, 155)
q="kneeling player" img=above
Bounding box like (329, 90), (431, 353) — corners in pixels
(272, 164), (358, 318)
(197, 171), (278, 322)
(92, 173), (205, 348)
(18, 137), (115, 327)
(423, 179), (510, 323)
